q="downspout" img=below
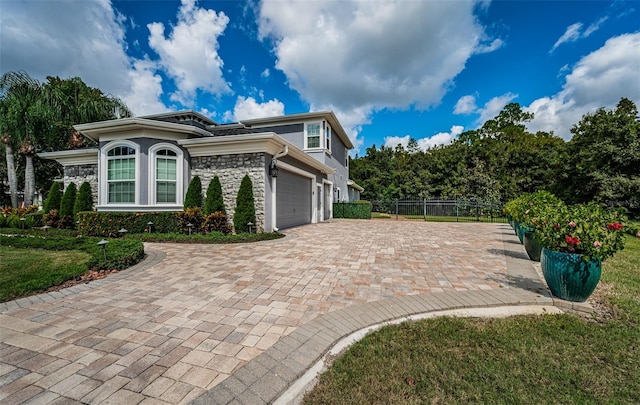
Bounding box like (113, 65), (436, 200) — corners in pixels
(271, 145), (288, 232)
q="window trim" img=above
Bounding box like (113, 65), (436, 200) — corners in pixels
(305, 120), (332, 153)
(148, 143), (184, 206)
(304, 121), (322, 150)
(100, 140), (139, 206)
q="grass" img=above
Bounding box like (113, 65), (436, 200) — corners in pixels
(0, 246), (91, 302)
(304, 236), (640, 405)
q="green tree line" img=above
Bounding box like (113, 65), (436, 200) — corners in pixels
(350, 99), (640, 217)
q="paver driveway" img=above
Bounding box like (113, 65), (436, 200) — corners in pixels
(1, 220), (520, 404)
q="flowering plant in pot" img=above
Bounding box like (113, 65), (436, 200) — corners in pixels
(532, 202), (627, 302)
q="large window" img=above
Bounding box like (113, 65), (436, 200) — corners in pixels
(107, 146), (136, 203)
(306, 122), (321, 149)
(155, 149), (177, 203)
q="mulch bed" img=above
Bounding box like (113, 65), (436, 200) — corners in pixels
(46, 269), (120, 292)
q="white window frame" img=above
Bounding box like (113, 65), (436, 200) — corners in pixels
(148, 143), (184, 206)
(304, 121), (322, 150)
(100, 140), (139, 206)
(324, 122), (331, 152)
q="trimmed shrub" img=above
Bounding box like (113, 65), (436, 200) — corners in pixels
(233, 175), (256, 233)
(0, 215), (5, 227)
(333, 201), (372, 219)
(204, 176), (226, 215)
(76, 211), (181, 237)
(43, 182), (62, 214)
(177, 207), (205, 234)
(184, 176), (203, 209)
(74, 181), (94, 215)
(60, 183), (77, 217)
(44, 209), (60, 227)
(25, 212), (44, 227)
(202, 212), (231, 234)
(6, 215), (21, 228)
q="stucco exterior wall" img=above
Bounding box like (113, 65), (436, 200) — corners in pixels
(191, 153), (266, 232)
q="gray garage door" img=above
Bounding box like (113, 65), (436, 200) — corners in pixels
(276, 169), (312, 229)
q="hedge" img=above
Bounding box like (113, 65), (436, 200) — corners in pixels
(333, 201), (372, 219)
(0, 232), (144, 272)
(76, 211), (181, 237)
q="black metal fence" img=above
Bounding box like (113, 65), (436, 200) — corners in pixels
(370, 199), (506, 223)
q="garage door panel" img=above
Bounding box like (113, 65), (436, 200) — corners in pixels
(276, 170), (311, 229)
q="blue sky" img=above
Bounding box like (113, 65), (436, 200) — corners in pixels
(1, 0), (639, 154)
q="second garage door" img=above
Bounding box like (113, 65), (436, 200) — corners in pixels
(276, 169), (312, 229)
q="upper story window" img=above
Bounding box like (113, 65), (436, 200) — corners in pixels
(306, 122), (321, 149)
(325, 122), (331, 151)
(106, 145), (136, 203)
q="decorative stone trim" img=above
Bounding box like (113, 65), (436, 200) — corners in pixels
(191, 153), (266, 231)
(63, 164), (98, 209)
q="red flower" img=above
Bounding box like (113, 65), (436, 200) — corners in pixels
(553, 223), (561, 230)
(607, 222), (623, 231)
(565, 235), (581, 245)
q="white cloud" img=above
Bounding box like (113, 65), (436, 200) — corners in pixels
(453, 92), (518, 126)
(148, 0), (231, 105)
(261, 68), (270, 79)
(551, 16), (609, 52)
(454, 95), (478, 115)
(225, 96), (285, 121)
(258, 0), (500, 149)
(551, 22), (583, 52)
(384, 125), (463, 151)
(122, 59), (171, 116)
(527, 32), (640, 139)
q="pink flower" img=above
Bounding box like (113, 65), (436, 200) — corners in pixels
(553, 223), (561, 230)
(568, 221), (576, 228)
(593, 241), (602, 248)
(636, 232), (640, 238)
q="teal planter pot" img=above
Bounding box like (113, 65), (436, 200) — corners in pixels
(523, 231), (541, 262)
(540, 248), (602, 302)
(517, 225), (532, 244)
(514, 221), (521, 237)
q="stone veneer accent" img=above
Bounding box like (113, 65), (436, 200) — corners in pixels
(63, 164), (98, 209)
(191, 153), (266, 232)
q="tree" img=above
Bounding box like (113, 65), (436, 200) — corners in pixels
(184, 176), (203, 209)
(204, 176), (226, 215)
(43, 182), (62, 213)
(233, 175), (256, 233)
(560, 98), (640, 215)
(0, 71), (43, 207)
(60, 183), (77, 217)
(73, 181), (93, 215)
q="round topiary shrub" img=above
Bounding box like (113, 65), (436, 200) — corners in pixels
(73, 181), (94, 215)
(233, 174), (256, 233)
(204, 176), (226, 215)
(184, 176), (203, 210)
(43, 182), (62, 214)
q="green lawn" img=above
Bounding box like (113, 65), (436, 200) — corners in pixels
(304, 236), (640, 404)
(0, 246), (91, 302)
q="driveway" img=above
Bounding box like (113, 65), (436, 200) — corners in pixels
(1, 220), (534, 404)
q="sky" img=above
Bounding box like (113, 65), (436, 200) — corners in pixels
(1, 0), (639, 155)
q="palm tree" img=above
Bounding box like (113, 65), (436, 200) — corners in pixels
(0, 71), (42, 207)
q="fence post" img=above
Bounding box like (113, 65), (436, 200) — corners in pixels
(395, 199), (398, 221)
(456, 199), (459, 222)
(423, 198), (426, 221)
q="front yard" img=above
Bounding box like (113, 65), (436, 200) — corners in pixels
(304, 236), (640, 404)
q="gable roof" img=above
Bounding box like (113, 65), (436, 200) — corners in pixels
(240, 111), (354, 149)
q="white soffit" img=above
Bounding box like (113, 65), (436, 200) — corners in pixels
(37, 148), (98, 166)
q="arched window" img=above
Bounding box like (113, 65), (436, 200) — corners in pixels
(155, 149), (178, 203)
(149, 143), (183, 205)
(106, 145), (136, 203)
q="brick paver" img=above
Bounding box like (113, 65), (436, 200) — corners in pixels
(1, 220), (558, 404)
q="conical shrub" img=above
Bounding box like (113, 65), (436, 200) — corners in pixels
(233, 174), (256, 233)
(43, 182), (62, 214)
(60, 183), (77, 217)
(204, 176), (226, 215)
(184, 176), (203, 209)
(73, 181), (93, 215)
